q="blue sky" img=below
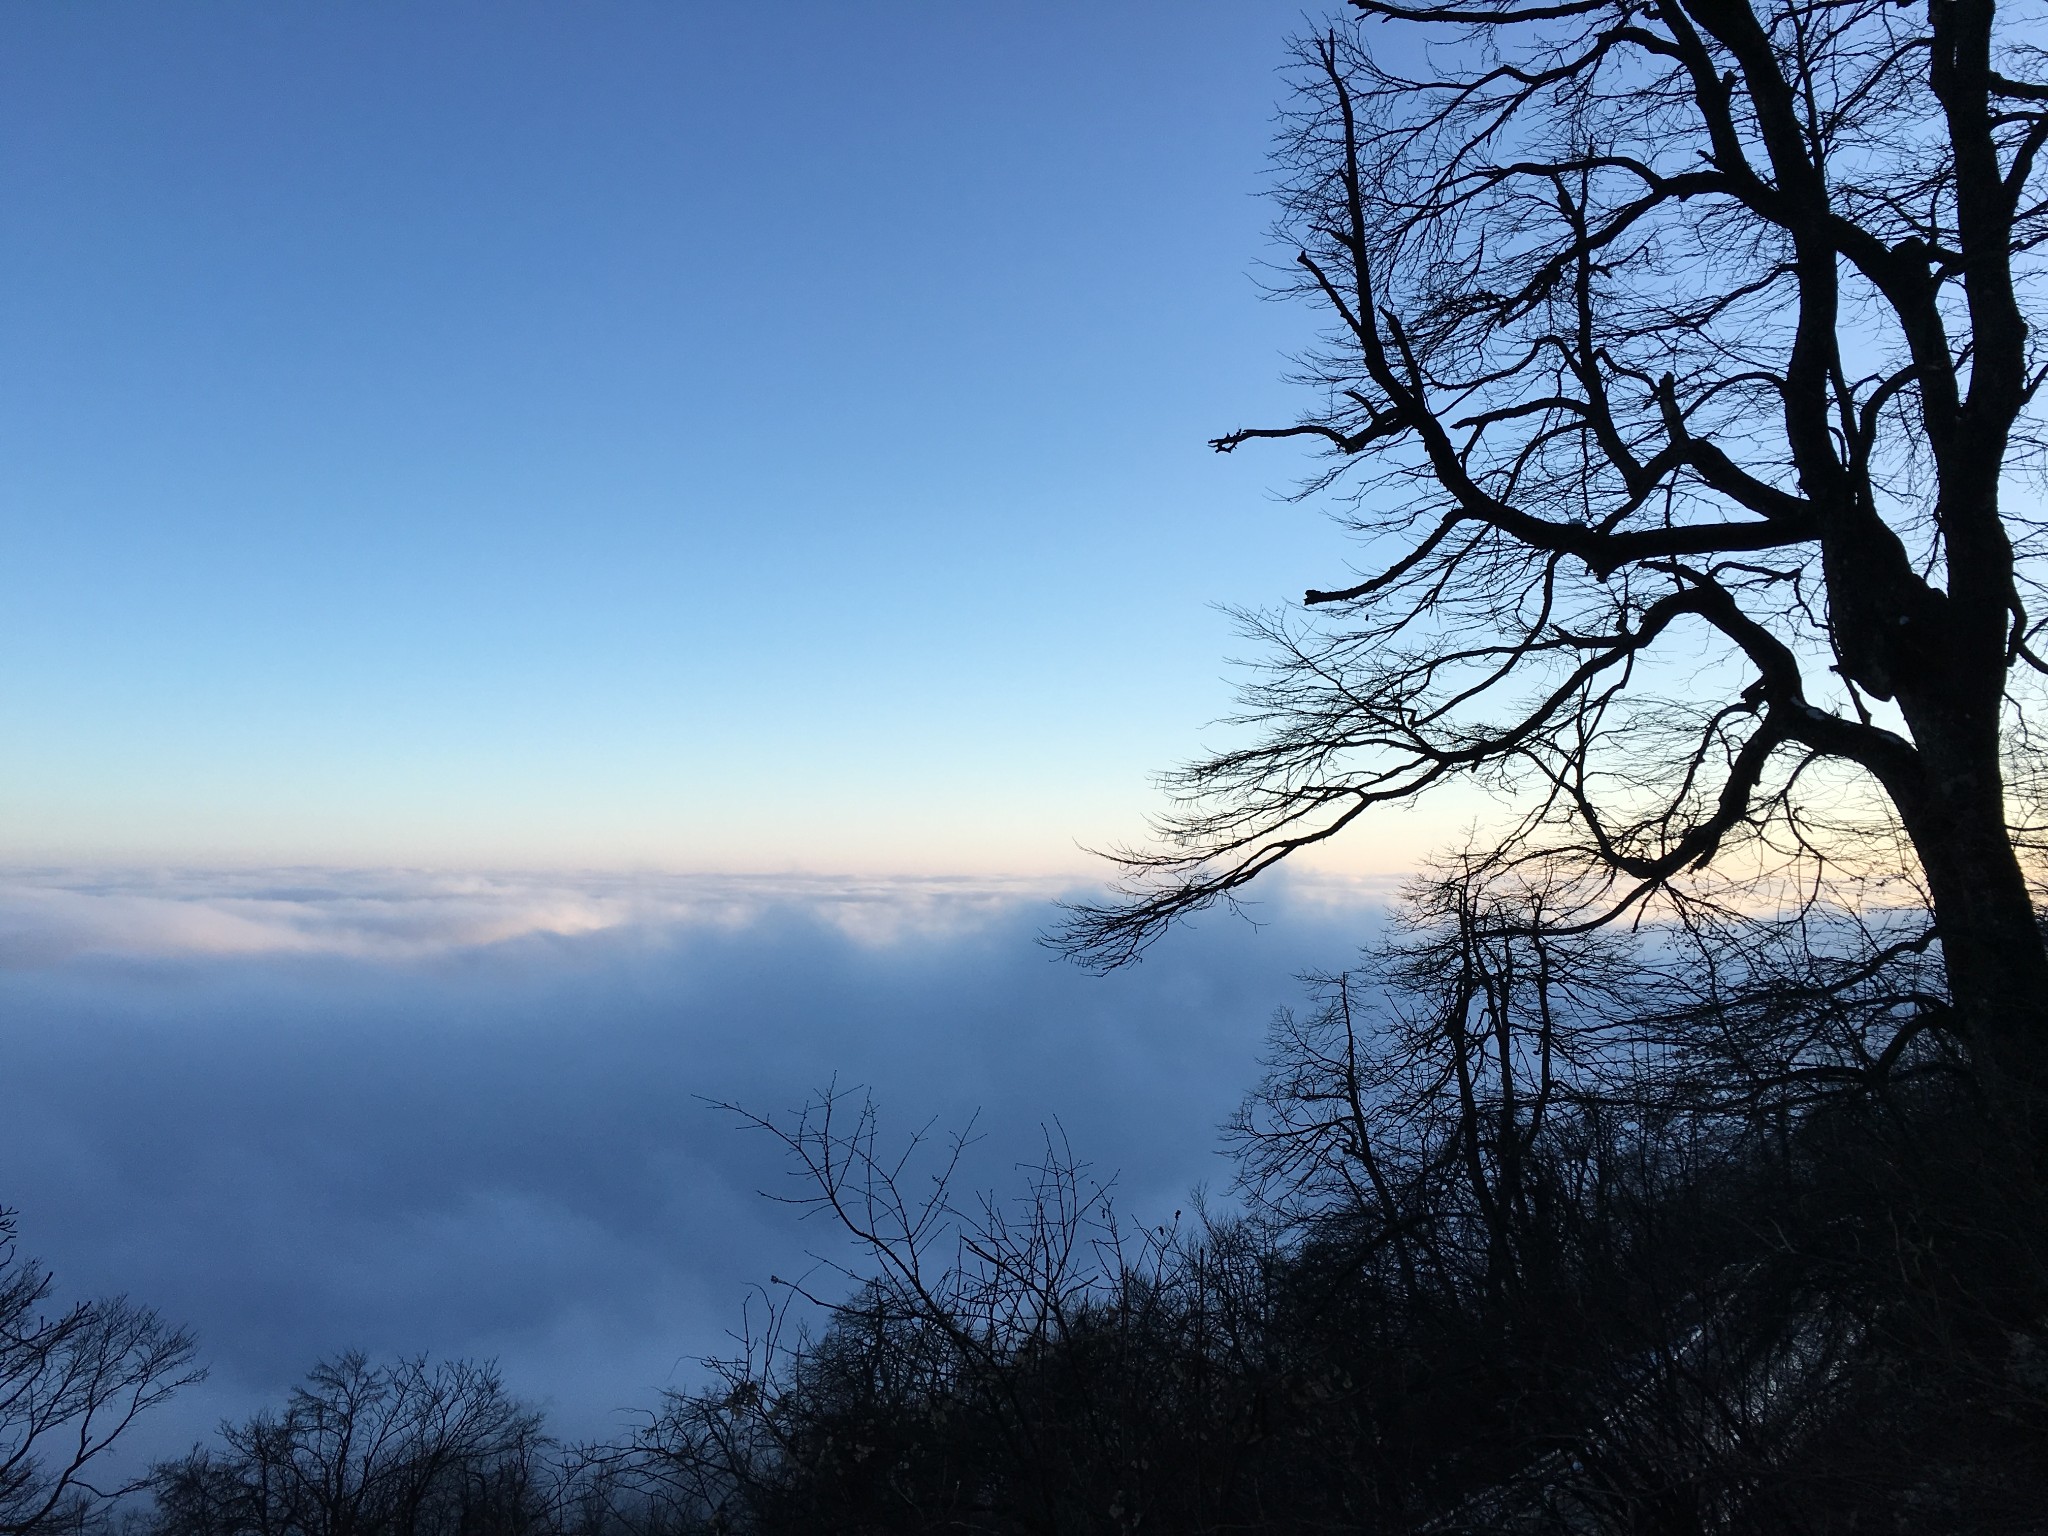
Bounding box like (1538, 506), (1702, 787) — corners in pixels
(0, 1), (1438, 873)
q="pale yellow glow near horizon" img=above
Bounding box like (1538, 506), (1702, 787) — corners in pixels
(0, 785), (1475, 883)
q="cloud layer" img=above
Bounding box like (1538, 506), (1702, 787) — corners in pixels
(0, 867), (1392, 1458)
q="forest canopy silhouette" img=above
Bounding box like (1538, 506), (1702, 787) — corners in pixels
(10, 0), (2048, 1530)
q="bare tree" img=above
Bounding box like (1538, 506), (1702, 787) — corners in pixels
(1229, 865), (1646, 1299)
(1060, 0), (2048, 1103)
(624, 1090), (1291, 1536)
(0, 1209), (202, 1536)
(1222, 858), (2048, 1528)
(149, 1353), (547, 1536)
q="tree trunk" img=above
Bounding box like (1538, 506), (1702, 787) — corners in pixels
(1894, 684), (2048, 1108)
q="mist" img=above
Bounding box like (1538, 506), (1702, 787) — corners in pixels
(0, 867), (1389, 1457)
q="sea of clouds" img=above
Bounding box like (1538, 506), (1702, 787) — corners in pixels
(0, 865), (1396, 1460)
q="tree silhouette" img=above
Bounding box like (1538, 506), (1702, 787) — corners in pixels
(149, 1353), (548, 1536)
(0, 1209), (201, 1536)
(1061, 0), (2048, 1106)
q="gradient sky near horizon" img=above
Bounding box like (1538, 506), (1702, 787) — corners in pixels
(0, 1), (1472, 876)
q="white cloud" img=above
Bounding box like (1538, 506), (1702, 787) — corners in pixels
(0, 867), (1071, 966)
(0, 863), (1386, 1450)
